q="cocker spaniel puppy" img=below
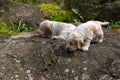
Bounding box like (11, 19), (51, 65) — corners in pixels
(39, 20), (76, 40)
(10, 20), (76, 39)
(66, 21), (109, 52)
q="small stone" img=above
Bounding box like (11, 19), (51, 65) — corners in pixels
(2, 59), (5, 62)
(64, 69), (69, 73)
(14, 59), (20, 63)
(15, 74), (19, 78)
(25, 77), (28, 79)
(1, 66), (5, 69)
(41, 41), (46, 44)
(72, 70), (75, 73)
(11, 76), (14, 79)
(8, 53), (12, 55)
(83, 67), (88, 71)
(28, 74), (31, 77)
(20, 68), (23, 71)
(68, 59), (72, 61)
(28, 76), (33, 80)
(83, 61), (87, 64)
(109, 44), (112, 45)
(81, 73), (90, 80)
(26, 70), (31, 74)
(1, 54), (5, 57)
(0, 73), (3, 76)
(74, 76), (79, 80)
(109, 77), (113, 80)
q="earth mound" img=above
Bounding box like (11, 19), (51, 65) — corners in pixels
(0, 28), (120, 80)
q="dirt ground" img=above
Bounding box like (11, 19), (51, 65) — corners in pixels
(0, 28), (120, 80)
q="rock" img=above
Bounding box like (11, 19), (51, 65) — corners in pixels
(0, 1), (44, 28)
(0, 28), (120, 80)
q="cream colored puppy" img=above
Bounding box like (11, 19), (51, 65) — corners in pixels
(39, 20), (76, 40)
(11, 20), (76, 39)
(66, 21), (109, 52)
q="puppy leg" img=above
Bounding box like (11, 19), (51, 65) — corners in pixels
(82, 39), (91, 51)
(97, 28), (104, 43)
(51, 36), (65, 40)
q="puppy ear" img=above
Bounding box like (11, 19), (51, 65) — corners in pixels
(73, 34), (83, 49)
(45, 23), (52, 31)
(44, 22), (52, 36)
(76, 39), (81, 49)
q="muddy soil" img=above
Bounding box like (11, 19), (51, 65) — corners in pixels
(0, 28), (120, 80)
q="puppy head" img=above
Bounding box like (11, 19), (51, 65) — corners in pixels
(66, 34), (83, 52)
(39, 20), (52, 37)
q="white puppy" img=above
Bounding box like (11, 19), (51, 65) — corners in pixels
(66, 21), (109, 52)
(39, 20), (76, 40)
(11, 20), (76, 39)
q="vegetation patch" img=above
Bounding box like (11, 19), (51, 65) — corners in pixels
(0, 18), (35, 36)
(37, 3), (74, 22)
(107, 21), (120, 29)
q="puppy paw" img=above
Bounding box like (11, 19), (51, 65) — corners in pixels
(82, 47), (89, 51)
(98, 39), (103, 43)
(52, 36), (65, 40)
(51, 36), (58, 39)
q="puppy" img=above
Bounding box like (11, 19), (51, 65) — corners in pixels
(66, 21), (109, 52)
(10, 20), (76, 39)
(39, 20), (76, 40)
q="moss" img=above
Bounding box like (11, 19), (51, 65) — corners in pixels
(37, 3), (74, 22)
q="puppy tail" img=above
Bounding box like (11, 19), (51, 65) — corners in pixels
(10, 29), (40, 39)
(97, 21), (109, 25)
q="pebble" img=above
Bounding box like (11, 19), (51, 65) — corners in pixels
(1, 66), (5, 69)
(10, 76), (14, 79)
(72, 70), (75, 73)
(15, 74), (19, 78)
(41, 41), (46, 44)
(64, 69), (69, 73)
(83, 61), (87, 64)
(83, 67), (88, 71)
(26, 70), (31, 74)
(0, 73), (3, 76)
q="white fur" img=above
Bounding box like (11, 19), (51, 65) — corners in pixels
(66, 21), (109, 51)
(10, 20), (76, 39)
(39, 20), (76, 40)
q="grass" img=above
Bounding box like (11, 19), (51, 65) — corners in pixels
(107, 21), (120, 29)
(0, 18), (35, 36)
(107, 21), (120, 33)
(37, 3), (74, 22)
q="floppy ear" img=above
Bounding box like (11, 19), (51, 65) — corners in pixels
(76, 39), (80, 49)
(73, 34), (83, 49)
(45, 22), (52, 31)
(44, 22), (52, 36)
